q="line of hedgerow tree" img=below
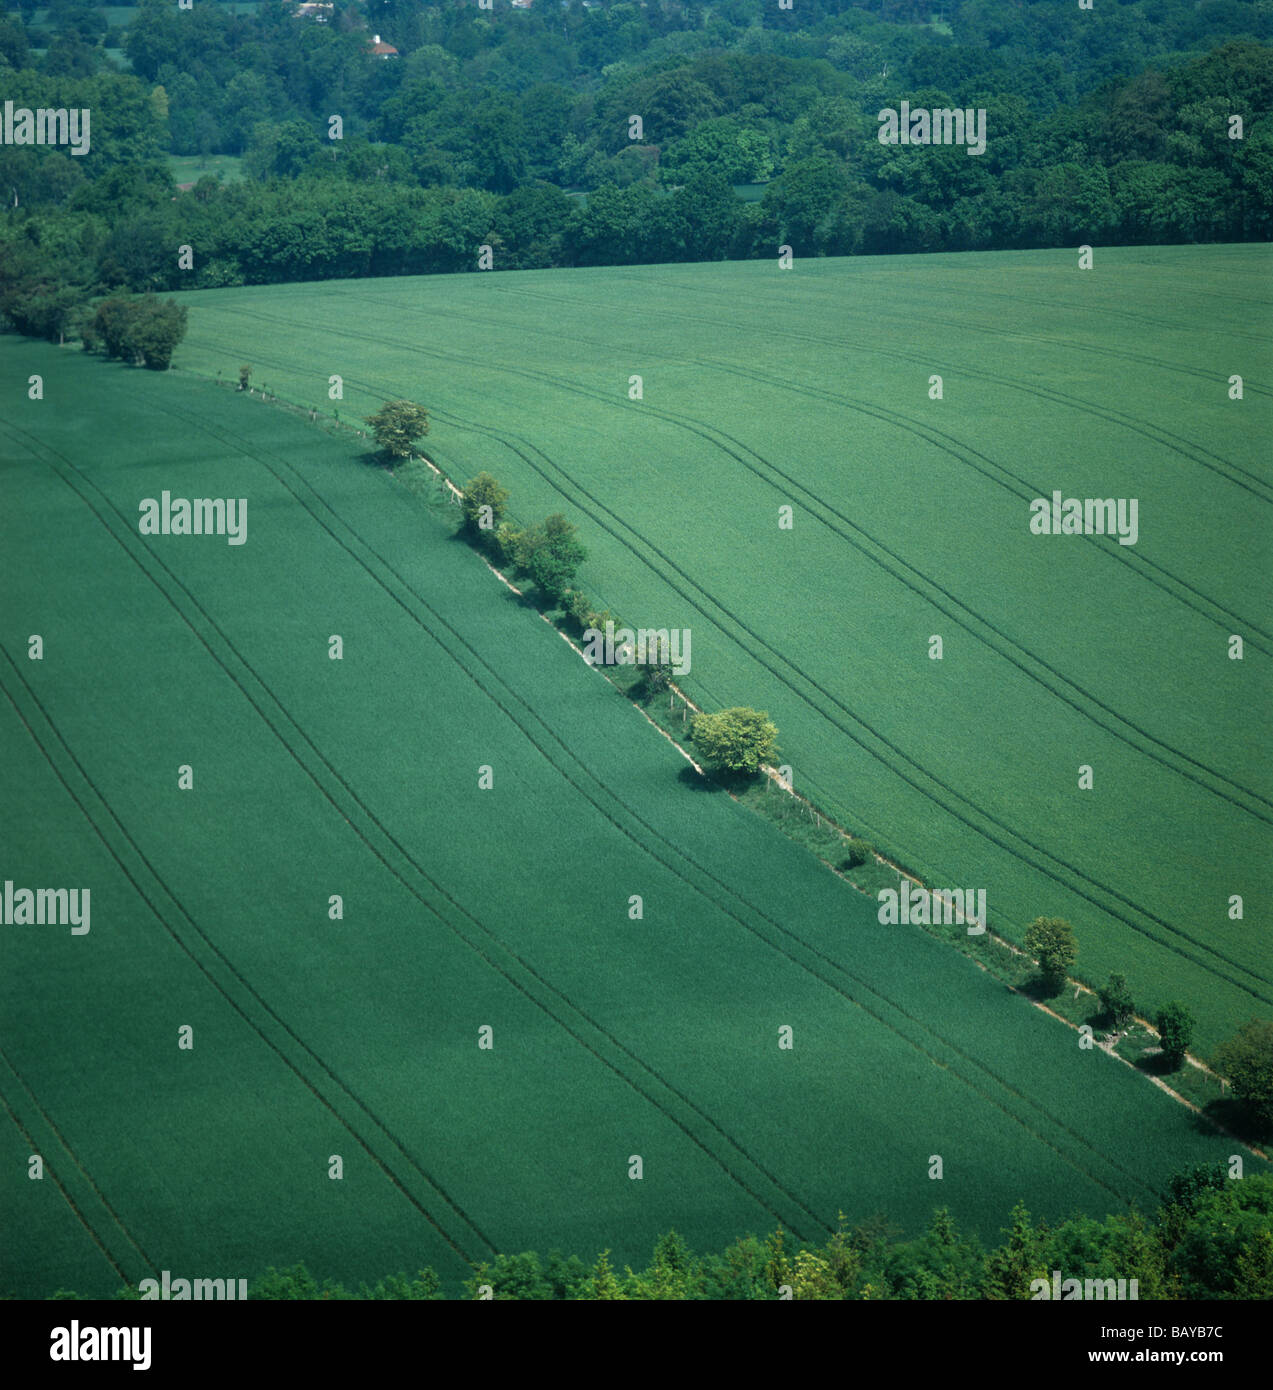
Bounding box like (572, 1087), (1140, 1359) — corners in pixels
(1024, 917), (1273, 1137)
(0, 269), (189, 371)
(455, 467), (781, 782)
(362, 411), (1273, 1137)
(339, 407), (785, 787)
(20, 1167), (1273, 1300)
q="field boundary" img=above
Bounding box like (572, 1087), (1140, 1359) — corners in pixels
(178, 365), (1264, 1156)
(393, 445), (1263, 1157)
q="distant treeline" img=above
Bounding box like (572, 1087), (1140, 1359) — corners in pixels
(5, 0), (1270, 169)
(20, 1167), (1273, 1300)
(0, 5), (1271, 321)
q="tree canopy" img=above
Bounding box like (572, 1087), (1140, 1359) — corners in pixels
(690, 707), (779, 776)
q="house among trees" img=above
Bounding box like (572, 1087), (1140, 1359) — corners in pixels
(367, 34), (399, 58)
(293, 2), (333, 19)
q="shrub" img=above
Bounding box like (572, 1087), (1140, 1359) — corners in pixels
(460, 472), (509, 540)
(839, 841), (876, 871)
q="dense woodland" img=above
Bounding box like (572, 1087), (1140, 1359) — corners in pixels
(34, 1169), (1273, 1299)
(0, 0), (1271, 328)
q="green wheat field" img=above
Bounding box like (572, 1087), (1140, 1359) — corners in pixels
(1, 244), (1268, 1296)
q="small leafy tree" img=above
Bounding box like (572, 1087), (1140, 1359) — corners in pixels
(89, 296), (187, 369)
(491, 521), (523, 567)
(690, 707), (779, 776)
(1234, 1228), (1273, 1298)
(460, 471), (509, 539)
(1099, 972), (1135, 1028)
(1215, 1018), (1273, 1131)
(238, 363), (252, 391)
(579, 1249), (628, 1301)
(73, 305), (97, 352)
(359, 1269), (444, 1300)
(528, 545), (581, 603)
(365, 400), (430, 460)
(513, 513), (587, 602)
(634, 656), (671, 698)
(1024, 916), (1077, 994)
(1159, 1161), (1229, 1247)
(1156, 1000), (1196, 1069)
(840, 840), (875, 871)
(564, 588), (593, 631)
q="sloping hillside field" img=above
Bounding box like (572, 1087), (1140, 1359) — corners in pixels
(172, 245), (1273, 1058)
(1, 335), (1259, 1296)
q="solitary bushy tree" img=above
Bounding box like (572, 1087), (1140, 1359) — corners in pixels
(1156, 1000), (1196, 1069)
(1024, 917), (1077, 994)
(690, 707), (779, 776)
(365, 400), (430, 459)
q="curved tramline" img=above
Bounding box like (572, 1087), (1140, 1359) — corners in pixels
(476, 272), (1273, 500)
(123, 386), (1265, 1199)
(3, 338), (1262, 1297)
(180, 334), (1273, 1013)
(185, 288), (1273, 660)
(1, 417), (833, 1252)
(100, 391), (1168, 1219)
(172, 248), (1273, 1050)
(0, 619), (500, 1270)
(116, 395), (1187, 1217)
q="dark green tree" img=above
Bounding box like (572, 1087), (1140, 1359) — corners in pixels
(1215, 1018), (1273, 1132)
(1156, 1000), (1196, 1069)
(982, 1201), (1044, 1300)
(513, 513), (587, 602)
(128, 295), (188, 370)
(1099, 972), (1135, 1028)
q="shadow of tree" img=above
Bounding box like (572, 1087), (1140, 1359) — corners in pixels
(1134, 1050), (1179, 1077)
(677, 764), (721, 793)
(1199, 1096), (1271, 1146)
(1019, 974), (1065, 1003)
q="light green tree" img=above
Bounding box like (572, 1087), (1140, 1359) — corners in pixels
(364, 400), (430, 460)
(459, 471), (509, 539)
(690, 707), (779, 776)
